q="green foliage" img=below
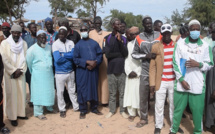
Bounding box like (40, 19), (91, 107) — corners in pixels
(77, 0), (109, 19)
(103, 9), (143, 31)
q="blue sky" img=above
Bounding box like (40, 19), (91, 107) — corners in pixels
(24, 0), (187, 23)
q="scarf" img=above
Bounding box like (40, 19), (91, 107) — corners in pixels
(7, 35), (25, 68)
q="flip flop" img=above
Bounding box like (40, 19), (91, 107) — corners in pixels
(37, 115), (47, 120)
(136, 121), (148, 128)
(128, 116), (135, 122)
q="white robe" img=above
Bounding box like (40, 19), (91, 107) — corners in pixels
(123, 40), (142, 109)
(0, 39), (27, 120)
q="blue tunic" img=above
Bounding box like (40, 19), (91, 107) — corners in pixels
(24, 34), (37, 48)
(26, 43), (55, 106)
(73, 39), (103, 104)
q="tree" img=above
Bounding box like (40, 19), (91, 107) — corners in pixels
(48, 0), (79, 29)
(0, 0), (38, 24)
(77, 0), (109, 19)
(103, 9), (143, 31)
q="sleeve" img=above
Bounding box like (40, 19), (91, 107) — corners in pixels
(96, 43), (103, 66)
(0, 55), (4, 84)
(124, 57), (132, 76)
(149, 45), (157, 87)
(26, 48), (33, 74)
(20, 42), (28, 73)
(52, 43), (70, 65)
(103, 37), (123, 60)
(134, 62), (142, 77)
(73, 44), (86, 68)
(63, 48), (74, 60)
(173, 43), (184, 82)
(131, 39), (147, 60)
(119, 38), (128, 57)
(200, 45), (214, 71)
(0, 42), (17, 75)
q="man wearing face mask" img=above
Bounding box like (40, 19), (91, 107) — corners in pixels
(73, 25), (103, 119)
(26, 30), (56, 120)
(52, 26), (79, 118)
(170, 19), (214, 134)
(89, 16), (110, 105)
(132, 15), (162, 128)
(0, 22), (11, 44)
(0, 25), (28, 126)
(203, 22), (215, 130)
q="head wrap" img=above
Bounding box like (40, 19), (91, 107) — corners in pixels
(110, 18), (120, 25)
(188, 19), (201, 28)
(161, 24), (173, 33)
(59, 26), (67, 31)
(129, 26), (139, 33)
(45, 17), (53, 23)
(36, 30), (46, 36)
(11, 24), (22, 32)
(2, 22), (10, 28)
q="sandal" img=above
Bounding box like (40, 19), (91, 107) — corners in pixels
(60, 111), (66, 118)
(0, 127), (10, 134)
(128, 116), (135, 122)
(136, 120), (148, 128)
(37, 115), (47, 120)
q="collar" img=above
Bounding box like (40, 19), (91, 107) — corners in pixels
(185, 36), (203, 46)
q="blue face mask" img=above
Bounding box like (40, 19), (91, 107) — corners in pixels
(190, 31), (200, 40)
(81, 32), (88, 38)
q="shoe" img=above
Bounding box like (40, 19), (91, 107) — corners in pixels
(47, 109), (58, 114)
(0, 127), (10, 134)
(154, 128), (161, 134)
(80, 112), (86, 119)
(136, 120), (148, 128)
(169, 132), (176, 134)
(17, 116), (28, 120)
(121, 112), (129, 119)
(92, 110), (103, 115)
(37, 115), (47, 120)
(105, 112), (113, 118)
(10, 120), (18, 127)
(178, 127), (184, 133)
(60, 111), (66, 118)
(128, 116), (135, 122)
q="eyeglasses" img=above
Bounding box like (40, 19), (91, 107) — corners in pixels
(161, 26), (171, 31)
(80, 29), (88, 32)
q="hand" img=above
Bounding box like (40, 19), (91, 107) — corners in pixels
(86, 60), (97, 69)
(13, 69), (23, 79)
(115, 32), (122, 41)
(185, 58), (200, 68)
(150, 86), (155, 96)
(87, 65), (93, 70)
(181, 80), (190, 90)
(146, 53), (156, 59)
(128, 71), (137, 78)
(211, 90), (215, 100)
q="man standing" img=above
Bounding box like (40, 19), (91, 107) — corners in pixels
(24, 22), (37, 107)
(123, 27), (141, 122)
(89, 16), (110, 105)
(45, 17), (58, 46)
(0, 52), (10, 134)
(153, 20), (163, 32)
(52, 27), (79, 118)
(73, 25), (103, 119)
(149, 24), (183, 134)
(0, 22), (11, 44)
(0, 25), (28, 126)
(132, 15), (162, 127)
(170, 19), (214, 134)
(103, 18), (128, 119)
(19, 21), (29, 39)
(26, 30), (56, 120)
(56, 18), (81, 108)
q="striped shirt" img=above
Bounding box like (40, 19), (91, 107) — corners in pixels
(162, 41), (175, 81)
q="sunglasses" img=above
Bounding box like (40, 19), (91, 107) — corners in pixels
(161, 26), (171, 31)
(80, 29), (88, 32)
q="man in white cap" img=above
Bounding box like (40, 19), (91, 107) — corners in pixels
(170, 19), (214, 134)
(26, 30), (56, 120)
(0, 24), (28, 126)
(52, 26), (79, 118)
(149, 24), (183, 134)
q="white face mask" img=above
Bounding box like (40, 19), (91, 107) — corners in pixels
(41, 43), (46, 48)
(80, 32), (89, 38)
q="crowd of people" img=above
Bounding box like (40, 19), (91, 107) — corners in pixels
(0, 15), (214, 134)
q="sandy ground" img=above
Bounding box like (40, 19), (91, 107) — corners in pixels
(3, 88), (214, 134)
